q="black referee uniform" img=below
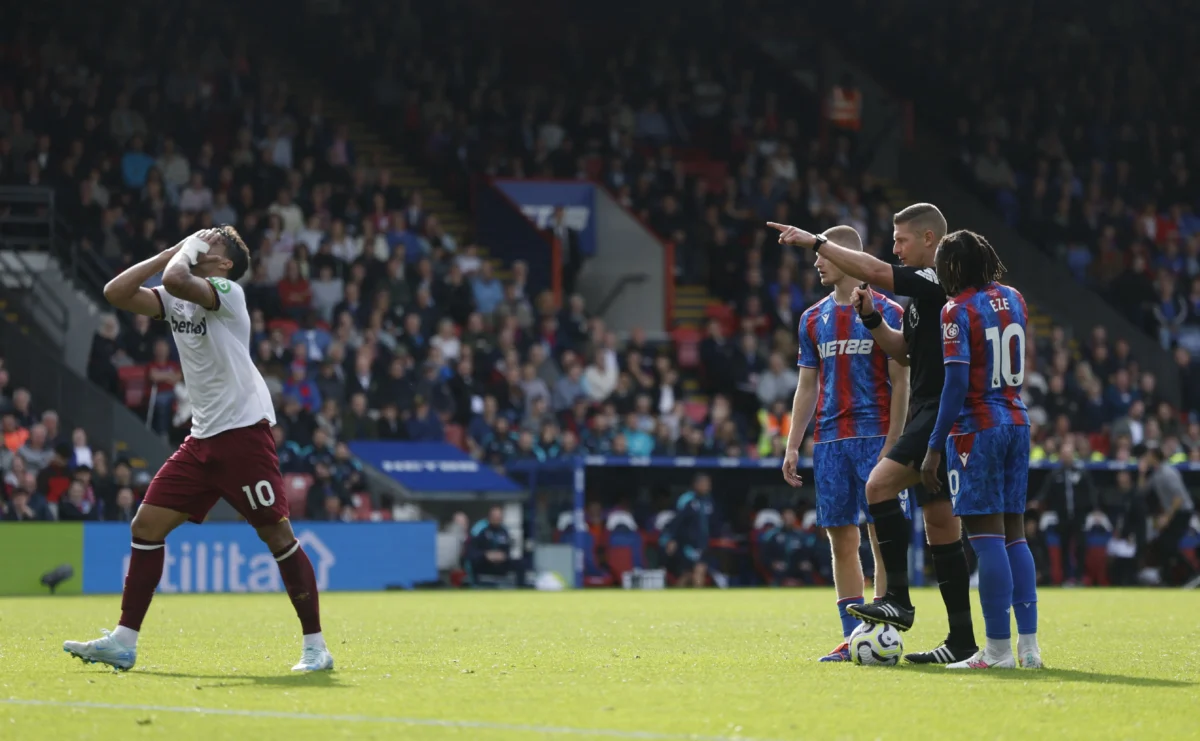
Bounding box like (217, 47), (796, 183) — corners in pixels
(883, 263), (950, 504)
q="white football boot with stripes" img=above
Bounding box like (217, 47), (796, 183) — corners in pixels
(63, 630), (137, 671)
(904, 638), (978, 665)
(947, 649), (1017, 670)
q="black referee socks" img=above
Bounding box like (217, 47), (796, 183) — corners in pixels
(931, 540), (977, 648)
(869, 499), (912, 609)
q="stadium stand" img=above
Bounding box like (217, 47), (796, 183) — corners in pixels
(1, 0), (1196, 587)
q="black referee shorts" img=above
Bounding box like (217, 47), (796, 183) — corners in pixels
(885, 398), (950, 506)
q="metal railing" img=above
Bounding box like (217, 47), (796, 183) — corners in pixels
(593, 273), (650, 320)
(0, 247), (70, 347)
(0, 316), (172, 469)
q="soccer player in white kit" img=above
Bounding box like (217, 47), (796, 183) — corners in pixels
(64, 226), (333, 672)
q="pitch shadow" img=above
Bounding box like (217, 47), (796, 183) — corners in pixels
(902, 664), (1193, 688)
(136, 670), (345, 689)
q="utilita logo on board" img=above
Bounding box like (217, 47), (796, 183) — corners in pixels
(119, 531), (335, 593)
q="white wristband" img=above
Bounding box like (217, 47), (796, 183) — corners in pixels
(179, 234), (210, 265)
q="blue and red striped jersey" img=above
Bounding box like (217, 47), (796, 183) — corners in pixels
(797, 292), (904, 443)
(940, 282), (1030, 434)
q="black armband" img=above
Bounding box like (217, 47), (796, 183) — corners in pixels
(861, 311), (883, 329)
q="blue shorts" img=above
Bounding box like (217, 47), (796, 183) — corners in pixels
(813, 436), (889, 528)
(946, 425), (1030, 516)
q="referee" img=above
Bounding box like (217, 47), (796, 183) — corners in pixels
(767, 204), (978, 664)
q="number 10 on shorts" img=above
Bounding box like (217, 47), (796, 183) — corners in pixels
(242, 480), (277, 510)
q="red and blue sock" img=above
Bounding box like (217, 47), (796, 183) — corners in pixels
(837, 596), (864, 639)
(969, 534), (1012, 641)
(1006, 538), (1039, 635)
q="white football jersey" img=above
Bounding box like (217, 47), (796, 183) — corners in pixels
(153, 277), (275, 438)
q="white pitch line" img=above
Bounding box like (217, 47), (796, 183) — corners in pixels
(0, 698), (791, 741)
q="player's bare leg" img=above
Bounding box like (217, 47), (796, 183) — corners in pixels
(690, 561), (708, 588)
(1004, 512), (1042, 668)
(256, 519), (333, 671)
(63, 504), (188, 671)
(821, 525), (864, 662)
(867, 524), (886, 599)
(948, 514), (1016, 669)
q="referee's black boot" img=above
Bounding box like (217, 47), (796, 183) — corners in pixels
(847, 598), (915, 631)
(903, 636), (979, 665)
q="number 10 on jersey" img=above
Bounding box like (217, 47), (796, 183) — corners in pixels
(984, 324), (1025, 389)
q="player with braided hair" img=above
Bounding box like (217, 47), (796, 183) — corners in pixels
(921, 229), (1042, 670)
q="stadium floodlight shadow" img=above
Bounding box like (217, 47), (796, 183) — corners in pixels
(135, 670), (344, 689)
(901, 664), (1194, 689)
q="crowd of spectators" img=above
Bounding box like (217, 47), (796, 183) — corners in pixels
(818, 0), (1200, 356)
(4, 0), (1197, 590)
(0, 356), (143, 522)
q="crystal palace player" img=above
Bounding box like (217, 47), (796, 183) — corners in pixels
(784, 226), (910, 662)
(920, 230), (1042, 670)
(64, 227), (333, 673)
(769, 205), (979, 665)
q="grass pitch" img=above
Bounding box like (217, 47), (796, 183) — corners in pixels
(1, 589), (1197, 740)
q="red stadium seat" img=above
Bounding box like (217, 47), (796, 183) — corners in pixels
(607, 545), (635, 583)
(444, 423), (466, 450)
(683, 400), (708, 425)
(671, 326), (702, 370)
(351, 494), (373, 521)
(118, 365), (149, 409)
(268, 318), (300, 344)
(704, 303), (737, 336)
(282, 474), (313, 516)
(1084, 546), (1110, 586)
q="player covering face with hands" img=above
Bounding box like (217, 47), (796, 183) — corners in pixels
(783, 225), (910, 662)
(64, 227), (334, 673)
(768, 206), (980, 666)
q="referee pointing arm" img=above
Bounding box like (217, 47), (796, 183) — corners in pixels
(766, 204), (980, 665)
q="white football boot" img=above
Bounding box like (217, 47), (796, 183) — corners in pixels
(1018, 647), (1044, 669)
(63, 630), (137, 671)
(292, 645), (335, 672)
(947, 649), (1017, 670)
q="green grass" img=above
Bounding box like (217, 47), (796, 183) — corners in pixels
(1, 589), (1197, 740)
